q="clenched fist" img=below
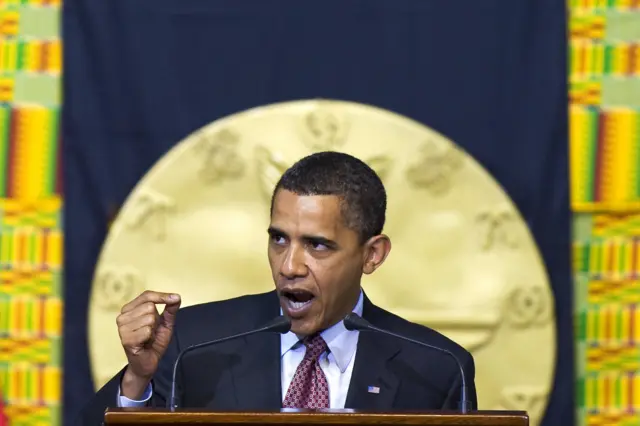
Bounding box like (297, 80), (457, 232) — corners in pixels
(116, 290), (181, 399)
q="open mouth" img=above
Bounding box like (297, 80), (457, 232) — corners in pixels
(280, 289), (316, 315)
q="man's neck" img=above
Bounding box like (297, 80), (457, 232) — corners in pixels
(316, 288), (364, 335)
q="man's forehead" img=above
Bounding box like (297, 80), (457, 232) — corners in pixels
(272, 190), (342, 213)
(270, 191), (344, 232)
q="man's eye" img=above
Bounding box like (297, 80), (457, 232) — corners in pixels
(271, 235), (286, 244)
(310, 242), (328, 251)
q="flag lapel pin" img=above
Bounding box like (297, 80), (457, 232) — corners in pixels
(367, 386), (380, 394)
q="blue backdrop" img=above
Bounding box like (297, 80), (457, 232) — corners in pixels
(63, 1), (571, 425)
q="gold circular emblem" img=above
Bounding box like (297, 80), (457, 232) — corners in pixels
(88, 100), (556, 424)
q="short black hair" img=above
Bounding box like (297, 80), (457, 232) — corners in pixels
(271, 151), (386, 242)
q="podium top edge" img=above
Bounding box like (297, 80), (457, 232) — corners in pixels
(106, 408), (528, 415)
(104, 408), (529, 425)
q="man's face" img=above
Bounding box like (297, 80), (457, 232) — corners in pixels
(268, 189), (365, 336)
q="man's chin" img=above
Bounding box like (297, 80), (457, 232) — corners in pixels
(288, 317), (321, 337)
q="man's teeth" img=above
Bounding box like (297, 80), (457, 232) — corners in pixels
(289, 299), (312, 309)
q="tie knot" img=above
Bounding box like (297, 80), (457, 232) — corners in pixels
(303, 334), (328, 360)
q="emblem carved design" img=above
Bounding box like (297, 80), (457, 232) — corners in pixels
(94, 268), (145, 312)
(475, 210), (520, 251)
(255, 147), (392, 200)
(194, 128), (245, 184)
(125, 189), (175, 241)
(406, 140), (464, 195)
(255, 146), (289, 200)
(300, 108), (349, 151)
(495, 387), (548, 425)
(504, 287), (552, 327)
(365, 155), (392, 182)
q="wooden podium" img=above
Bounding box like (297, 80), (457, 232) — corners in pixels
(103, 408), (529, 426)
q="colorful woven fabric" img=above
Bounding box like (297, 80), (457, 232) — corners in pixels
(0, 392), (6, 426)
(571, 107), (640, 210)
(0, 199), (61, 425)
(574, 215), (640, 426)
(0, 0), (62, 424)
(569, 0), (640, 9)
(570, 3), (640, 425)
(0, 104), (61, 198)
(569, 42), (640, 79)
(0, 0), (62, 199)
(577, 303), (640, 344)
(570, 5), (640, 212)
(575, 237), (640, 280)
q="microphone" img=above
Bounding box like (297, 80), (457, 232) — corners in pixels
(343, 313), (471, 413)
(169, 315), (291, 410)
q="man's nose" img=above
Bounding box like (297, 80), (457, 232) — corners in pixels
(280, 245), (307, 278)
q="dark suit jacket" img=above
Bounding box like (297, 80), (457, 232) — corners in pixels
(77, 290), (478, 424)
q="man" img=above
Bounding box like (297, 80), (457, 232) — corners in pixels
(77, 151), (477, 424)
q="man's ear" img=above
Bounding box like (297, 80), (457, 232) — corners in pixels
(362, 235), (392, 275)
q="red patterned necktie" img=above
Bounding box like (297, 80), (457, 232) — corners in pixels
(282, 333), (330, 409)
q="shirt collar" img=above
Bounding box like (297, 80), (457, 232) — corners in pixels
(280, 289), (364, 373)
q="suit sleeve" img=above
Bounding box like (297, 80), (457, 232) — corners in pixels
(441, 352), (478, 411)
(73, 321), (184, 425)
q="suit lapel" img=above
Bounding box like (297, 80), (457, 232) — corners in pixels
(230, 332), (283, 409)
(229, 291), (283, 410)
(345, 297), (401, 410)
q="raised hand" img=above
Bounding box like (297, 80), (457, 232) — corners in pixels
(116, 290), (181, 399)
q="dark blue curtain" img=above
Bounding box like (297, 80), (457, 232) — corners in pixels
(63, 1), (571, 425)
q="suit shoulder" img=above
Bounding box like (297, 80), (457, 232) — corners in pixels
(376, 306), (473, 365)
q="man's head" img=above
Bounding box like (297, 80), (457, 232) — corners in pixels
(267, 151), (392, 336)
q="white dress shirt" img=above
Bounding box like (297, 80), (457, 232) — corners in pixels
(118, 291), (363, 409)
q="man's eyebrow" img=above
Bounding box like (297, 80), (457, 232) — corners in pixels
(267, 227), (338, 247)
(267, 226), (286, 236)
(302, 234), (338, 248)
(302, 234), (332, 243)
